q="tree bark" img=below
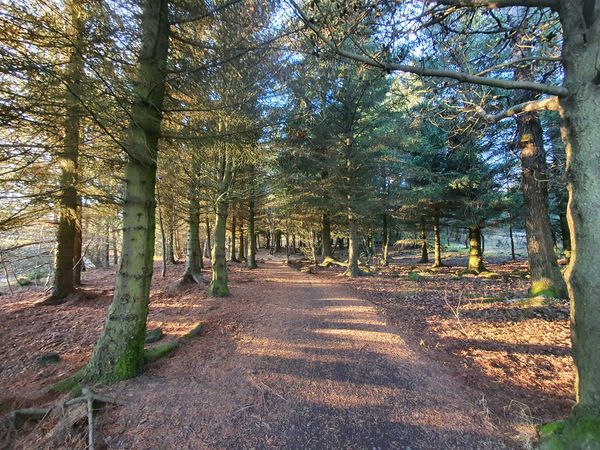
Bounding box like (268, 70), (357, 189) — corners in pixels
(468, 226), (485, 273)
(559, 211), (571, 262)
(52, 0), (85, 300)
(182, 193), (202, 284)
(321, 212), (332, 259)
(557, 4), (600, 423)
(103, 222), (110, 269)
(346, 212), (360, 277)
(515, 87), (567, 298)
(230, 213), (238, 262)
(419, 217), (428, 263)
(209, 147), (233, 297)
(166, 218), (176, 264)
(204, 216), (212, 259)
(246, 166), (257, 269)
(83, 0), (169, 384)
(509, 222), (516, 260)
(432, 214), (444, 268)
(238, 216), (245, 261)
(73, 204), (83, 284)
(381, 214), (389, 266)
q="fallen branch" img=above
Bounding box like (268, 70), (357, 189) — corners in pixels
(444, 290), (470, 338)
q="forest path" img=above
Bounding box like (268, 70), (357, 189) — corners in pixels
(98, 258), (510, 449)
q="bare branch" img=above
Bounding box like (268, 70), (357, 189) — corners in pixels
(288, 0), (568, 97)
(434, 0), (558, 9)
(476, 95), (560, 122)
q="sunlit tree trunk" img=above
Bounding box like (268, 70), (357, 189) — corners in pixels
(182, 192), (202, 284)
(246, 166), (257, 269)
(166, 217), (176, 264)
(467, 226), (485, 273)
(551, 4), (600, 433)
(432, 214), (444, 268)
(83, 0), (169, 383)
(346, 209), (360, 277)
(515, 91), (567, 298)
(209, 147), (233, 297)
(51, 0), (86, 300)
(381, 213), (389, 266)
(230, 213), (238, 262)
(73, 204), (83, 284)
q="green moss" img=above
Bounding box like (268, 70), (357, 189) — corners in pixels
(47, 368), (86, 393)
(143, 341), (178, 364)
(478, 271), (501, 279)
(145, 327), (164, 344)
(181, 323), (204, 340)
(539, 417), (600, 450)
(408, 271), (421, 281)
(208, 281), (230, 297)
(531, 279), (558, 298)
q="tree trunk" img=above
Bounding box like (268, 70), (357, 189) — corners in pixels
(204, 216), (212, 259)
(346, 212), (360, 277)
(381, 214), (389, 266)
(553, 5), (600, 429)
(432, 215), (444, 268)
(157, 186), (167, 277)
(419, 218), (428, 263)
(246, 166), (257, 269)
(509, 223), (516, 260)
(467, 226), (485, 273)
(52, 0), (85, 300)
(515, 94), (567, 298)
(292, 234), (297, 253)
(559, 212), (571, 262)
(311, 230), (318, 267)
(321, 212), (332, 259)
(209, 148), (233, 297)
(238, 216), (245, 261)
(103, 222), (110, 269)
(274, 230), (282, 253)
(73, 204), (83, 284)
(182, 194), (202, 284)
(230, 214), (238, 262)
(83, 0), (169, 384)
(167, 219), (176, 264)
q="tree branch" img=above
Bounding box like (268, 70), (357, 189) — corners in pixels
(288, 0), (568, 97)
(434, 0), (558, 9)
(476, 95), (560, 122)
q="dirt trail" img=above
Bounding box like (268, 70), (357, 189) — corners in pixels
(97, 259), (510, 449)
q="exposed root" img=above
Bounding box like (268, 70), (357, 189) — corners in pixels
(1, 388), (123, 450)
(319, 257), (348, 268)
(145, 327), (164, 344)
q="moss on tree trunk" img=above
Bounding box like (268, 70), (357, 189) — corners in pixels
(468, 226), (486, 273)
(515, 77), (567, 299)
(81, 0), (169, 384)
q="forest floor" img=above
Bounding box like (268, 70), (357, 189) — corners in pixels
(0, 251), (573, 449)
